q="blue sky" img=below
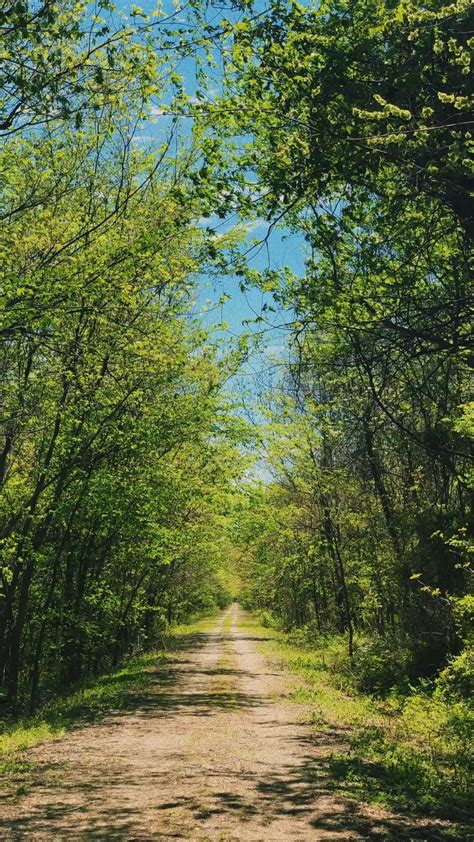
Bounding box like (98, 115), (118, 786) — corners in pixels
(114, 0), (307, 388)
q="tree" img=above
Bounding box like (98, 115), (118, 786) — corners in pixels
(204, 0), (472, 682)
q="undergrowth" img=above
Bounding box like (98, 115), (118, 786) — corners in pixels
(241, 612), (473, 825)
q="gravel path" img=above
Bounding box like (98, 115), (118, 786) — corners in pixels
(0, 605), (454, 840)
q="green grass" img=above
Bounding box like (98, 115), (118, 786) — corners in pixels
(237, 612), (473, 831)
(219, 608), (234, 635)
(172, 610), (220, 636)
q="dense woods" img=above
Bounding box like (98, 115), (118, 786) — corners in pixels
(0, 1), (243, 709)
(0, 1), (472, 811)
(208, 0), (473, 687)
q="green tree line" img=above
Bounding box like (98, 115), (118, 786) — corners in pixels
(1, 0), (472, 731)
(0, 0), (243, 711)
(202, 0), (473, 693)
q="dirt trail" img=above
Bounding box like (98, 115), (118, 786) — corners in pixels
(1, 605), (454, 840)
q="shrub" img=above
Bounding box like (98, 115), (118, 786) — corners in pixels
(400, 691), (473, 801)
(437, 647), (474, 701)
(259, 610), (276, 628)
(352, 636), (412, 695)
(453, 594), (474, 646)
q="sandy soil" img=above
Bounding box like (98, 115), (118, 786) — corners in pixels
(0, 605), (457, 840)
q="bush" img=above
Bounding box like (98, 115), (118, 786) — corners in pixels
(400, 691), (473, 802)
(286, 626), (311, 645)
(333, 692), (473, 813)
(453, 594), (474, 642)
(437, 647), (474, 701)
(352, 636), (412, 695)
(259, 610), (276, 628)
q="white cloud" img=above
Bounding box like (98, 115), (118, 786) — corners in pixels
(149, 104), (169, 118)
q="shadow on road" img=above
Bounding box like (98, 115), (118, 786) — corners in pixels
(1, 627), (470, 841)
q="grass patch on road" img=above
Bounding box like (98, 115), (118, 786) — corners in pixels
(172, 610), (221, 637)
(219, 609), (235, 635)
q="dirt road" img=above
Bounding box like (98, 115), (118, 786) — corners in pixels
(1, 605), (454, 840)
